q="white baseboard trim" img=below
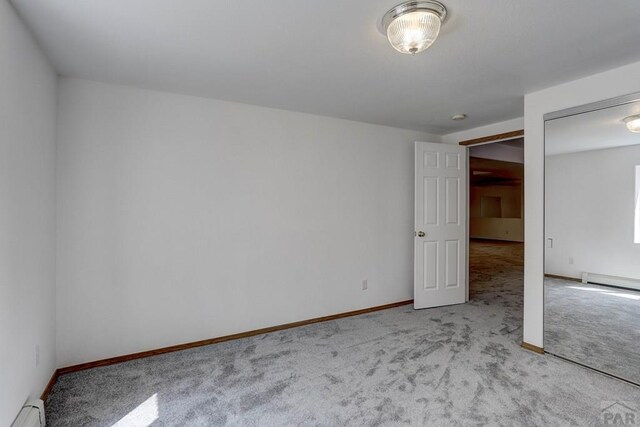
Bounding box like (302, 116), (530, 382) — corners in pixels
(581, 272), (640, 292)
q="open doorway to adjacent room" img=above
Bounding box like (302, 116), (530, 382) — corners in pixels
(460, 132), (524, 302)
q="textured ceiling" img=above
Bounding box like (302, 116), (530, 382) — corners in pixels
(12, 0), (640, 134)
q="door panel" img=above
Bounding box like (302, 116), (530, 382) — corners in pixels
(445, 177), (459, 225)
(414, 141), (467, 309)
(423, 240), (438, 290)
(445, 152), (460, 169)
(424, 177), (439, 225)
(445, 240), (459, 288)
(424, 151), (439, 168)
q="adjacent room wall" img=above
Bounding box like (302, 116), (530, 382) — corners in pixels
(469, 142), (524, 242)
(545, 145), (640, 280)
(470, 184), (524, 242)
(0, 1), (57, 424)
(524, 60), (640, 349)
(55, 78), (439, 367)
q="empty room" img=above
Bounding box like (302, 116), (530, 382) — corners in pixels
(466, 137), (524, 303)
(3, 1), (640, 426)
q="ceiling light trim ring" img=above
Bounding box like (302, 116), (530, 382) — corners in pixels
(380, 1), (447, 35)
(623, 114), (640, 133)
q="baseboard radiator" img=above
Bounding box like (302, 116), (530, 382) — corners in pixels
(582, 272), (640, 291)
(11, 400), (45, 427)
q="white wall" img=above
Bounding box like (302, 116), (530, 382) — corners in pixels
(524, 60), (640, 348)
(55, 78), (439, 367)
(0, 2), (57, 424)
(546, 145), (640, 279)
(636, 166), (640, 244)
(442, 117), (524, 145)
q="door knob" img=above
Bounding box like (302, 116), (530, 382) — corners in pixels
(417, 231), (426, 237)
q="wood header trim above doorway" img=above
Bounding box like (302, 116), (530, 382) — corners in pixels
(521, 341), (544, 354)
(459, 129), (524, 146)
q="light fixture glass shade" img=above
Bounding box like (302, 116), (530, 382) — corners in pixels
(624, 115), (640, 133)
(386, 10), (441, 55)
(381, 1), (447, 55)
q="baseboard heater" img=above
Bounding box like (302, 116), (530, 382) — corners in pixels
(581, 272), (640, 292)
(11, 400), (45, 427)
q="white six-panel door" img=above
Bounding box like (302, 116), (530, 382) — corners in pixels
(414, 141), (467, 309)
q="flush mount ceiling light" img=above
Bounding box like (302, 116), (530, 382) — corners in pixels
(380, 1), (447, 55)
(623, 114), (640, 133)
(452, 114), (466, 121)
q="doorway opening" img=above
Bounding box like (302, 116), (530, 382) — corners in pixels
(459, 132), (525, 304)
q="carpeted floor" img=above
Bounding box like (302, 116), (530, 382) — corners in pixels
(46, 240), (640, 426)
(545, 277), (640, 384)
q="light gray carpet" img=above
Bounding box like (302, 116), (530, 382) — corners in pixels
(545, 277), (640, 384)
(46, 241), (640, 426)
